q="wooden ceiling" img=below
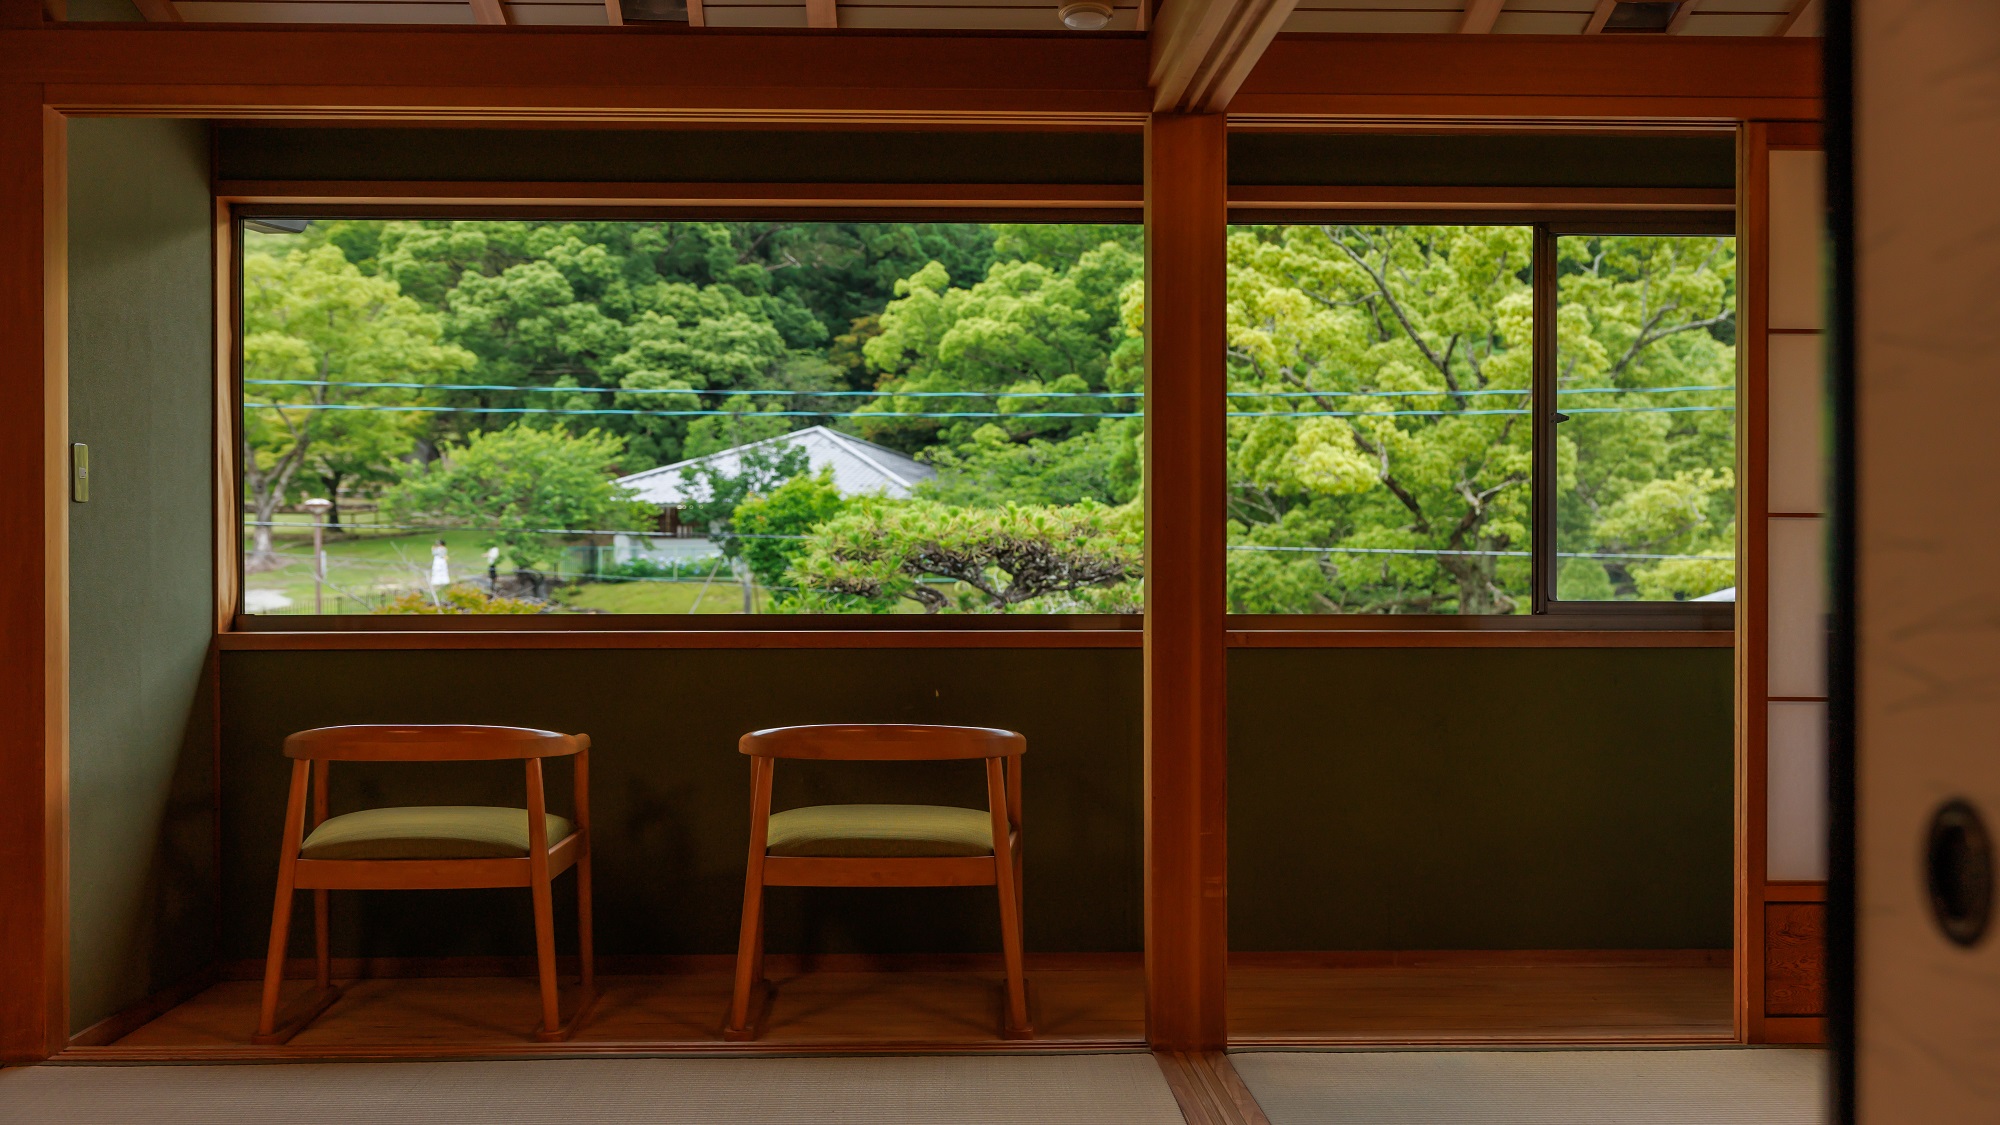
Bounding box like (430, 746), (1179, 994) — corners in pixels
(102, 0), (1824, 36)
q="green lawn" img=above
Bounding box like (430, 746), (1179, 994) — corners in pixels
(559, 574), (777, 614)
(243, 528), (778, 615)
(245, 526), (946, 616)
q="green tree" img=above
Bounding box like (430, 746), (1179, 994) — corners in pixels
(1554, 235), (1737, 600)
(381, 423), (651, 578)
(1225, 224), (1537, 614)
(731, 468), (848, 588)
(1221, 225), (1736, 614)
(789, 500), (1141, 613)
(241, 244), (474, 569)
(857, 239), (1144, 452)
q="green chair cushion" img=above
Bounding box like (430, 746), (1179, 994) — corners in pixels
(299, 806), (573, 861)
(765, 804), (996, 858)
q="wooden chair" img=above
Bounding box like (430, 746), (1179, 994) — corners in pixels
(254, 724), (594, 1045)
(723, 723), (1030, 1041)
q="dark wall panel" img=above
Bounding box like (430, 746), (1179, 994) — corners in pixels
(219, 645), (1731, 961)
(216, 128), (1147, 186)
(1230, 132), (1736, 189)
(1228, 647), (1735, 951)
(67, 118), (218, 1031)
(216, 127), (1733, 189)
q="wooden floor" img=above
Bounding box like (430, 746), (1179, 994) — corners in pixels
(69, 957), (1731, 1060)
(1229, 957), (1733, 1044)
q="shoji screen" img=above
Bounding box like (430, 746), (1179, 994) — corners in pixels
(1741, 122), (1828, 1045)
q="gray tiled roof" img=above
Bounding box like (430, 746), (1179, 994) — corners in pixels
(616, 425), (935, 506)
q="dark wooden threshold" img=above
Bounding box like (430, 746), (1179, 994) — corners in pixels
(1157, 1051), (1272, 1125)
(66, 966), (219, 1048)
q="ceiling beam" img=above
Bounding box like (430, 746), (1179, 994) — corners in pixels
(1458, 0), (1504, 34)
(1150, 0), (1301, 114)
(1667, 0), (1700, 33)
(130, 0), (182, 20)
(1583, 0), (1614, 33)
(469, 0), (508, 24)
(1776, 0), (1819, 36)
(806, 0), (836, 28)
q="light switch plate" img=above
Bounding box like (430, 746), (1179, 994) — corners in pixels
(70, 443), (88, 503)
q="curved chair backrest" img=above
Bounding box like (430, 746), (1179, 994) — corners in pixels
(740, 724), (1024, 761)
(283, 724), (587, 762)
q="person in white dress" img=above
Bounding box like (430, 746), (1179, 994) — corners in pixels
(429, 539), (450, 589)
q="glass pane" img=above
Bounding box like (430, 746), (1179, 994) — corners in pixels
(1225, 224), (1533, 614)
(1553, 235), (1737, 603)
(240, 219), (1142, 615)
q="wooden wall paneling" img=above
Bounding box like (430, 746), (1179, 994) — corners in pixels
(0, 86), (66, 1064)
(1143, 110), (1228, 1052)
(1762, 902), (1825, 1016)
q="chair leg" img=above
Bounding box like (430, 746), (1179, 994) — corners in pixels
(313, 890), (331, 991)
(529, 863), (563, 1040)
(994, 854), (1031, 1038)
(724, 878), (768, 1040)
(255, 866), (299, 1041)
(576, 845), (596, 996)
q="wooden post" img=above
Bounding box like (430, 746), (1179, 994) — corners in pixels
(1142, 110), (1228, 1052)
(0, 84), (67, 1063)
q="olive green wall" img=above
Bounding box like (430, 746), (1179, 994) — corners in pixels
(218, 646), (1730, 961)
(219, 649), (1145, 961)
(67, 118), (218, 1032)
(1228, 648), (1735, 951)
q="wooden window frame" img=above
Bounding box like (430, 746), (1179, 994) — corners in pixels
(1534, 214), (1739, 628)
(218, 184), (1740, 648)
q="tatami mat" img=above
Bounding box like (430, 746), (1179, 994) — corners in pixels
(0, 1054), (1184, 1125)
(1233, 1047), (1829, 1125)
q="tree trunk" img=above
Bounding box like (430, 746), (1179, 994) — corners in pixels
(319, 471), (344, 530)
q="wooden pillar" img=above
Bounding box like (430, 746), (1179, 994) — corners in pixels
(0, 85), (67, 1063)
(1142, 110), (1228, 1052)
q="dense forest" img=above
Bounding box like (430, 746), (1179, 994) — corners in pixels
(241, 219), (1735, 614)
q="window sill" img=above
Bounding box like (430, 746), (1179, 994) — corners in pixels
(217, 614), (1732, 651)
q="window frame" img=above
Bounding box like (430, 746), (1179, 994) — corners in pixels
(1533, 215), (1738, 628)
(219, 193), (1737, 640)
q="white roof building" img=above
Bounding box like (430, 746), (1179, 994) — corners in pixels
(616, 425), (935, 507)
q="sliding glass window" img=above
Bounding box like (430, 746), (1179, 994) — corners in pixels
(237, 218), (1143, 617)
(1225, 222), (1735, 617)
(1548, 231), (1737, 607)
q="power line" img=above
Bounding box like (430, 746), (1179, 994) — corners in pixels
(246, 401), (1734, 421)
(1229, 544), (1733, 561)
(246, 378), (1732, 400)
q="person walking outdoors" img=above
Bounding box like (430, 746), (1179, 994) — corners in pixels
(430, 539), (451, 590)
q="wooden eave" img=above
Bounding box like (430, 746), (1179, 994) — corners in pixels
(0, 28), (1818, 124)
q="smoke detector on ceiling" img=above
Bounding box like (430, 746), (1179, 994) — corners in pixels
(1058, 1), (1113, 30)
